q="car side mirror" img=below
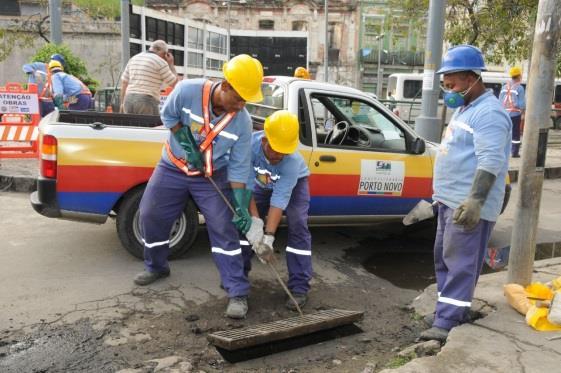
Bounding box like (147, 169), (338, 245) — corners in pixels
(410, 137), (426, 154)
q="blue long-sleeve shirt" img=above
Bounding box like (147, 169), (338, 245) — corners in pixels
(499, 80), (525, 117)
(433, 90), (511, 222)
(160, 79), (252, 184)
(247, 131), (309, 210)
(22, 62), (48, 95)
(51, 72), (86, 98)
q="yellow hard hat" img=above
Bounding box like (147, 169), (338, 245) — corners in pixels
(222, 54), (264, 103)
(48, 60), (63, 71)
(294, 67), (310, 79)
(264, 110), (299, 154)
(509, 66), (522, 78)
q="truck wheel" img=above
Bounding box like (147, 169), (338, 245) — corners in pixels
(116, 188), (198, 260)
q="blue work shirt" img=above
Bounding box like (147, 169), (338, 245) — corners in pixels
(51, 72), (86, 98)
(247, 131), (309, 210)
(160, 79), (252, 184)
(22, 62), (47, 95)
(498, 80), (525, 117)
(433, 90), (511, 222)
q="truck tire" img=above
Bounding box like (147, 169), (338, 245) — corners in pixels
(116, 187), (198, 260)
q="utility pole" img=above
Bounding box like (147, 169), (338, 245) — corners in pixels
(507, 0), (561, 286)
(121, 0), (130, 71)
(414, 0), (446, 142)
(49, 0), (62, 44)
(375, 29), (385, 98)
(324, 0), (328, 82)
(227, 0), (231, 58)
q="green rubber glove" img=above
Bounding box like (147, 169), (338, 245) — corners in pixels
(173, 126), (204, 173)
(53, 96), (64, 110)
(232, 188), (252, 234)
(453, 169), (497, 230)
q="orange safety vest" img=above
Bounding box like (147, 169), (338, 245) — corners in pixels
(165, 80), (236, 177)
(40, 69), (53, 102)
(502, 81), (522, 113)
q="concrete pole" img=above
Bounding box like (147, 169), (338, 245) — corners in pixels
(324, 0), (328, 82)
(227, 0), (231, 58)
(376, 31), (384, 98)
(121, 0), (130, 71)
(49, 0), (62, 44)
(507, 0), (561, 286)
(414, 0), (446, 142)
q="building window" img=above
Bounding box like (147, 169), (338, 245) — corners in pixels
(0, 0), (20, 16)
(206, 32), (226, 54)
(206, 58), (224, 71)
(292, 21), (307, 31)
(188, 27), (204, 50)
(259, 20), (274, 30)
(187, 52), (203, 68)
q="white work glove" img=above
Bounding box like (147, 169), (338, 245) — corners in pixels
(245, 216), (264, 246)
(254, 234), (275, 264)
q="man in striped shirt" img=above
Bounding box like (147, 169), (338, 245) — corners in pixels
(120, 40), (178, 115)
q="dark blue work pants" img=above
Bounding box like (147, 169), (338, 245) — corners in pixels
(139, 162), (249, 298)
(433, 203), (494, 330)
(241, 177), (313, 295)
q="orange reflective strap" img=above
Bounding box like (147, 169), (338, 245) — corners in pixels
(503, 81), (522, 113)
(165, 141), (202, 176)
(167, 80), (236, 177)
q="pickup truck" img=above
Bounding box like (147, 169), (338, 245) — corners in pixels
(30, 76), (510, 259)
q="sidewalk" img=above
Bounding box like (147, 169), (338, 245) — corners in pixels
(378, 178), (561, 372)
(381, 258), (561, 373)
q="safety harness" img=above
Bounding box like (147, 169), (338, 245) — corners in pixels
(501, 81), (522, 113)
(166, 80), (236, 177)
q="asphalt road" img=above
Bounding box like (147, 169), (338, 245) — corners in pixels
(0, 191), (433, 372)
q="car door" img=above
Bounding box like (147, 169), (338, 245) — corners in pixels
(301, 89), (433, 220)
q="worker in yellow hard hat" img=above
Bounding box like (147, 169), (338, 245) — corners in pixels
(499, 66), (525, 157)
(239, 110), (312, 312)
(294, 66), (311, 80)
(48, 60), (92, 110)
(133, 54), (264, 320)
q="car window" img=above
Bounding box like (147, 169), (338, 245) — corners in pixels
(310, 93), (406, 152)
(245, 83), (284, 120)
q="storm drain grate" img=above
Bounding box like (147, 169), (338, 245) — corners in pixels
(207, 309), (364, 350)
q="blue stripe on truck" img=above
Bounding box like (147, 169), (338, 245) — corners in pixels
(309, 196), (422, 216)
(57, 192), (121, 215)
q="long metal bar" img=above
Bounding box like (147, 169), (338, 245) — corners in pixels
(507, 0), (561, 285)
(324, 0), (328, 82)
(121, 0), (130, 71)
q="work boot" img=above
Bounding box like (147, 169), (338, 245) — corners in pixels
(133, 269), (170, 286)
(226, 296), (248, 319)
(286, 293), (307, 311)
(419, 327), (449, 342)
(423, 309), (483, 327)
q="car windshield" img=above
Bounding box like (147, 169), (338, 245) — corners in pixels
(245, 83), (285, 120)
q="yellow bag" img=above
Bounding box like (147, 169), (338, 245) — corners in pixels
(504, 284), (531, 315)
(526, 305), (561, 331)
(525, 282), (554, 300)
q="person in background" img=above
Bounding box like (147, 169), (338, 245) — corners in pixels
(294, 67), (311, 80)
(22, 61), (54, 117)
(120, 40), (178, 115)
(48, 60), (92, 111)
(499, 66), (526, 158)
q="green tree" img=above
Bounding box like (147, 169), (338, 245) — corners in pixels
(387, 0), (561, 75)
(73, 0), (146, 19)
(32, 43), (99, 93)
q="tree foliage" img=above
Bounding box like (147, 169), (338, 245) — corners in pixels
(387, 0), (561, 75)
(73, 0), (146, 19)
(31, 43), (99, 93)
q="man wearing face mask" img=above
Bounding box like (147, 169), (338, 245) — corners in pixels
(420, 45), (511, 342)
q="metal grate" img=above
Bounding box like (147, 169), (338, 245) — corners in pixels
(207, 309), (363, 351)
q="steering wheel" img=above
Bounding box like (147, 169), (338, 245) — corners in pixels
(346, 126), (373, 148)
(324, 121), (350, 145)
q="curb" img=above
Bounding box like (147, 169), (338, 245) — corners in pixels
(508, 166), (561, 183)
(0, 175), (37, 193)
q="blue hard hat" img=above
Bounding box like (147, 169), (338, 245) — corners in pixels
(50, 53), (66, 67)
(436, 44), (487, 75)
